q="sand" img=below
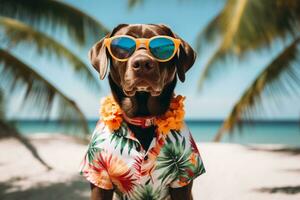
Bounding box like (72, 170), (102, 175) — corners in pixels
(0, 133), (299, 200)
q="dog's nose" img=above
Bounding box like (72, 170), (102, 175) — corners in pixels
(131, 56), (155, 73)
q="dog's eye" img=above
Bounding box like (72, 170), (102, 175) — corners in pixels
(110, 37), (136, 59)
(149, 38), (175, 60)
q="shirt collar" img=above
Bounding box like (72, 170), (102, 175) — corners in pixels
(111, 121), (165, 142)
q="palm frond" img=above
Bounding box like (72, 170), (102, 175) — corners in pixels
(0, 0), (109, 46)
(0, 87), (4, 119)
(197, 0), (248, 89)
(0, 49), (90, 136)
(0, 91), (51, 169)
(197, 0), (300, 89)
(0, 17), (100, 91)
(127, 0), (143, 9)
(0, 119), (52, 169)
(214, 37), (300, 141)
(195, 11), (223, 52)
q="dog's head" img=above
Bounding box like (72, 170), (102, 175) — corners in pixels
(89, 24), (196, 117)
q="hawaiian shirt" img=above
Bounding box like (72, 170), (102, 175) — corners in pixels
(79, 120), (206, 200)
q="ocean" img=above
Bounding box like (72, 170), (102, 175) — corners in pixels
(12, 120), (300, 147)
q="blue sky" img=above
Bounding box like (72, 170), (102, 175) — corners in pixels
(5, 0), (300, 120)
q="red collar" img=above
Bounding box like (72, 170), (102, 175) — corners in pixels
(122, 113), (155, 128)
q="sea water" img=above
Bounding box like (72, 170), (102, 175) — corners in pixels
(12, 120), (300, 147)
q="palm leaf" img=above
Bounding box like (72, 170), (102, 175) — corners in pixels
(0, 87), (4, 119)
(127, 0), (143, 9)
(197, 0), (248, 89)
(0, 49), (90, 136)
(0, 0), (109, 46)
(0, 17), (100, 91)
(0, 120), (52, 169)
(214, 37), (300, 141)
(0, 109), (52, 169)
(196, 0), (300, 89)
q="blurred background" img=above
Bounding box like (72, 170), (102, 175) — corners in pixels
(0, 0), (299, 200)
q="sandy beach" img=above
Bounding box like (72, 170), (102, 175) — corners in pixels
(0, 133), (299, 200)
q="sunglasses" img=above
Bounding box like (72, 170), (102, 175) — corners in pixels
(104, 35), (181, 62)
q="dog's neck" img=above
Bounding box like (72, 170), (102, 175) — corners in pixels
(108, 74), (177, 118)
(108, 74), (177, 151)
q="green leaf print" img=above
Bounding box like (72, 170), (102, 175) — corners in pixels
(156, 141), (191, 184)
(120, 136), (127, 154)
(110, 123), (135, 155)
(128, 139), (134, 154)
(131, 185), (161, 200)
(87, 131), (105, 163)
(170, 130), (182, 144)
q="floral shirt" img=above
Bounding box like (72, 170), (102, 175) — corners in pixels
(79, 121), (206, 200)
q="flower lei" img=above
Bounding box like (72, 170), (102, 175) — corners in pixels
(99, 95), (185, 136)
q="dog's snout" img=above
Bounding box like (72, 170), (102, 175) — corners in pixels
(131, 56), (156, 73)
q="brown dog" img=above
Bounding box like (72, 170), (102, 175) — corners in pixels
(87, 24), (198, 200)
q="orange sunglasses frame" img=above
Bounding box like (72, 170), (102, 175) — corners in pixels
(104, 35), (181, 62)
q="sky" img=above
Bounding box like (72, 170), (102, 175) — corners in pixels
(4, 0), (300, 120)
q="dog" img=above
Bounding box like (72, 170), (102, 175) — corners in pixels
(80, 24), (205, 200)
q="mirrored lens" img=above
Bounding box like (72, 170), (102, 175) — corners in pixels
(149, 37), (175, 60)
(110, 37), (136, 59)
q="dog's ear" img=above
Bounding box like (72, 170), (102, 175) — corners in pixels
(88, 35), (109, 80)
(89, 23), (129, 80)
(157, 24), (196, 82)
(175, 35), (197, 82)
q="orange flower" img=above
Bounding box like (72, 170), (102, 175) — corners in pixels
(98, 151), (136, 193)
(86, 169), (114, 189)
(155, 95), (185, 136)
(99, 94), (185, 135)
(100, 96), (123, 131)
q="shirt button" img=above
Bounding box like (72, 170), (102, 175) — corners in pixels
(144, 155), (148, 161)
